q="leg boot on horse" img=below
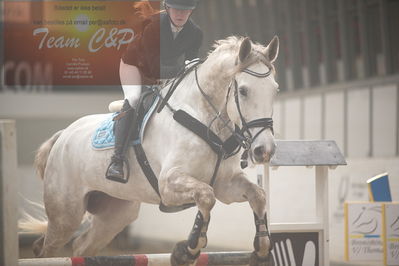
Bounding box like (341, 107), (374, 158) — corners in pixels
(106, 99), (137, 183)
(171, 211), (210, 266)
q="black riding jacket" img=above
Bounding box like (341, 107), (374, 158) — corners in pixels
(122, 11), (203, 81)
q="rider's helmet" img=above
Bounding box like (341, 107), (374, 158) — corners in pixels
(164, 0), (199, 10)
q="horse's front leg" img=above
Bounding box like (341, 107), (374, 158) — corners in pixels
(215, 173), (274, 266)
(159, 167), (216, 266)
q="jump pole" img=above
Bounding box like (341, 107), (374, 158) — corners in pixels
(0, 120), (19, 266)
(19, 252), (251, 266)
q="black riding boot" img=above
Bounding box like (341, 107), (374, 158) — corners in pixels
(106, 100), (136, 183)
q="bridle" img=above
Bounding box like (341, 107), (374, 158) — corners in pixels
(194, 64), (274, 167)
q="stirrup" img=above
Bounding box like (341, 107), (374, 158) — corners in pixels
(105, 158), (130, 183)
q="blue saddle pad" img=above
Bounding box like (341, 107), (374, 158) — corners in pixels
(92, 113), (118, 150)
(91, 95), (160, 150)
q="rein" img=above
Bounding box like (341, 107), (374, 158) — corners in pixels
(157, 58), (203, 113)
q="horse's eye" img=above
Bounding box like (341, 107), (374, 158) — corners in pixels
(239, 87), (248, 97)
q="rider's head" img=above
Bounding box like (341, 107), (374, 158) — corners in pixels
(164, 0), (199, 27)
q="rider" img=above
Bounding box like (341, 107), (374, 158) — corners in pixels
(106, 0), (203, 182)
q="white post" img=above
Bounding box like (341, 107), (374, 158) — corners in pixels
(0, 120), (19, 266)
(315, 166), (329, 266)
(260, 164), (271, 227)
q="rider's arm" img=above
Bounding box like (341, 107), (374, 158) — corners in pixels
(120, 15), (160, 82)
(119, 59), (141, 86)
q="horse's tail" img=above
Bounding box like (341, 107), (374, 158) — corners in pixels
(19, 210), (48, 234)
(34, 130), (63, 180)
(19, 200), (91, 234)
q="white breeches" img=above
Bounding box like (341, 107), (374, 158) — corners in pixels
(122, 85), (142, 107)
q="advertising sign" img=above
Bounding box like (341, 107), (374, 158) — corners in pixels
(345, 202), (384, 261)
(383, 203), (399, 265)
(3, 1), (160, 89)
(271, 232), (319, 266)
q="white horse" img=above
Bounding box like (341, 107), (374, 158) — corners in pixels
(25, 35), (280, 266)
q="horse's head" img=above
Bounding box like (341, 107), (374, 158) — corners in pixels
(224, 36), (279, 164)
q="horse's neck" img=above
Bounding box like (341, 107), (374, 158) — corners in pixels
(170, 63), (235, 141)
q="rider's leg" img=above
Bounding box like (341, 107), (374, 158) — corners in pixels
(105, 61), (141, 182)
(105, 99), (136, 182)
(119, 60), (142, 107)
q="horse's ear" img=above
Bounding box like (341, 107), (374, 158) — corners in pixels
(239, 37), (252, 63)
(265, 35), (279, 63)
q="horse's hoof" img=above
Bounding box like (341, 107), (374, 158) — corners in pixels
(170, 240), (200, 266)
(32, 235), (45, 257)
(249, 251), (275, 266)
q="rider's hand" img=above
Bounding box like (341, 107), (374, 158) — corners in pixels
(184, 58), (200, 69)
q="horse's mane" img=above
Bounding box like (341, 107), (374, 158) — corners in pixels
(209, 36), (275, 73)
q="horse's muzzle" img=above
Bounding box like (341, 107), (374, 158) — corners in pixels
(251, 142), (276, 163)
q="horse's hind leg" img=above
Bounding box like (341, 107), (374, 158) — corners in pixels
(37, 191), (86, 257)
(72, 193), (140, 256)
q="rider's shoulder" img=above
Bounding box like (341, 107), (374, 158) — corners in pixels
(185, 18), (202, 35)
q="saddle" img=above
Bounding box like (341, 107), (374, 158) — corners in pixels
(92, 86), (159, 150)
